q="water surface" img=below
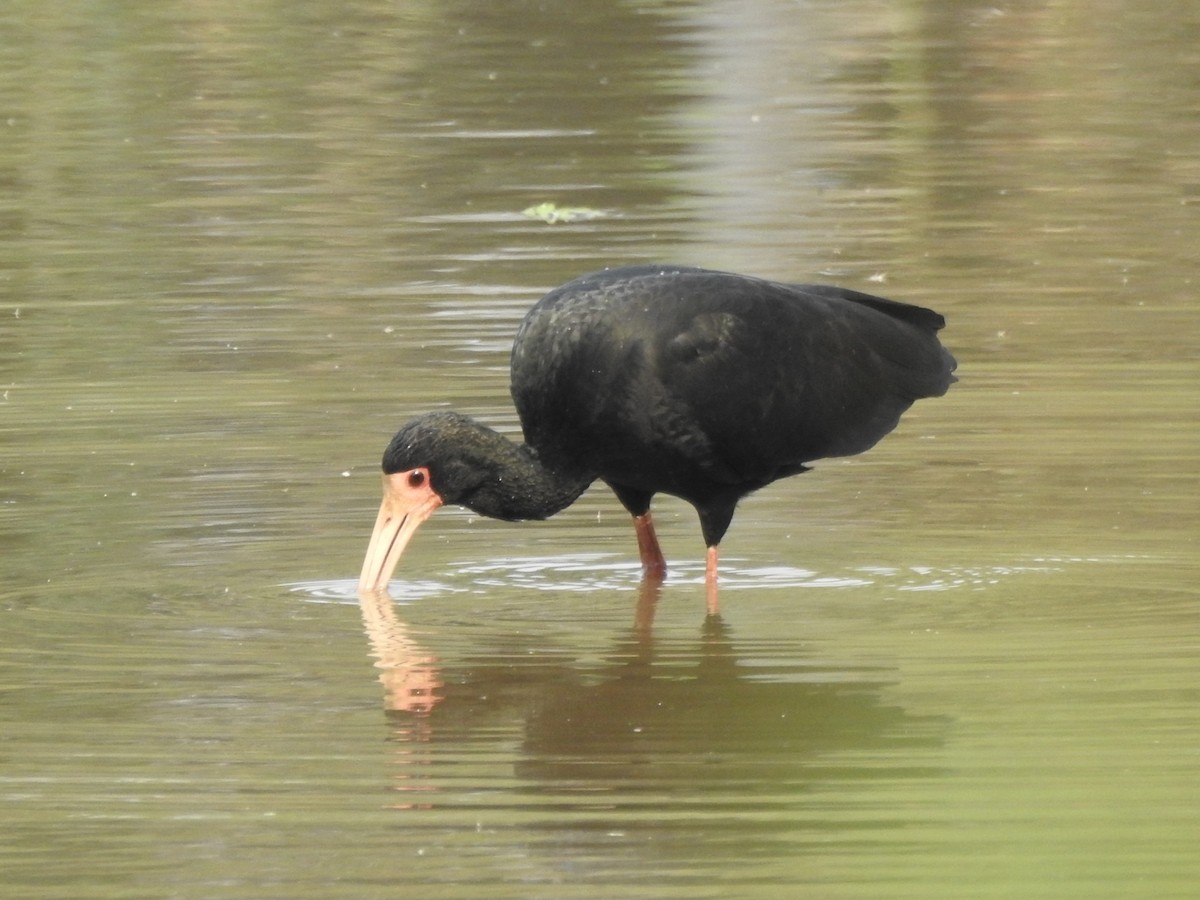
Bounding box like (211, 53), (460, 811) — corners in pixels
(3, 1), (1198, 897)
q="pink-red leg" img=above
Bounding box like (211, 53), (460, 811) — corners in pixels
(705, 545), (720, 616)
(633, 513), (668, 581)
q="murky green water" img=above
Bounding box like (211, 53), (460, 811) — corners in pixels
(3, 1), (1198, 897)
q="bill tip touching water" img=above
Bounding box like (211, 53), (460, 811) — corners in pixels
(358, 264), (956, 609)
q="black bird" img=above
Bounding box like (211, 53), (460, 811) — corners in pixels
(359, 265), (956, 605)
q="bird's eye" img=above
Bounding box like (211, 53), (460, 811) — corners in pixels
(407, 470), (426, 488)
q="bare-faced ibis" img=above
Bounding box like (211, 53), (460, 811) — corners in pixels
(358, 265), (956, 606)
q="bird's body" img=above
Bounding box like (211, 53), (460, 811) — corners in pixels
(511, 265), (955, 546)
(359, 265), (956, 600)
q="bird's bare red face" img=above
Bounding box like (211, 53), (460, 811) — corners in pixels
(358, 467), (444, 593)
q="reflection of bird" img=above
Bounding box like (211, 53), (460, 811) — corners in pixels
(359, 265), (956, 600)
(357, 590), (443, 715)
(519, 610), (948, 780)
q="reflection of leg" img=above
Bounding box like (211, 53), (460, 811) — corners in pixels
(705, 545), (720, 617)
(634, 576), (663, 635)
(633, 512), (667, 580)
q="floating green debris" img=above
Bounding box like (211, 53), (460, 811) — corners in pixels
(521, 202), (605, 224)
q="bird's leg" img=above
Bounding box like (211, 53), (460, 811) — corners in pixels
(705, 545), (720, 617)
(633, 512), (668, 581)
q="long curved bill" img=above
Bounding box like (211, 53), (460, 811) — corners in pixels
(358, 471), (443, 593)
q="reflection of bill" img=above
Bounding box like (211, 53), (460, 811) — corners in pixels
(357, 589), (443, 714)
(357, 578), (667, 715)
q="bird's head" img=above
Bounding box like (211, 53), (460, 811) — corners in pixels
(357, 411), (490, 593)
(358, 410), (591, 592)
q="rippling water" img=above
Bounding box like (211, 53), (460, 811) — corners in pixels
(3, 1), (1199, 897)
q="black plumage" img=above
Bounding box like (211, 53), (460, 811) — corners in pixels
(359, 264), (956, 595)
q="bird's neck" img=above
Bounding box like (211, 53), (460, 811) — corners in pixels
(454, 428), (593, 522)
